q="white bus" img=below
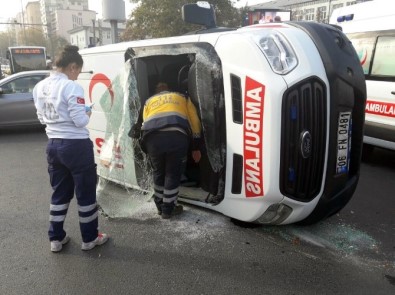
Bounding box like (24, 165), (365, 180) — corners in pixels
(330, 0), (395, 153)
(6, 46), (47, 74)
(78, 3), (366, 225)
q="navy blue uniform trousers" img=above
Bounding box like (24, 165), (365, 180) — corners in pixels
(144, 131), (189, 215)
(46, 138), (98, 243)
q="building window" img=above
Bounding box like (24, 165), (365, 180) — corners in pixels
(317, 6), (327, 22)
(332, 4), (344, 10)
(304, 8), (315, 21)
(293, 9), (304, 21)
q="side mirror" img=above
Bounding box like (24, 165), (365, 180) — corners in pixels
(182, 2), (217, 28)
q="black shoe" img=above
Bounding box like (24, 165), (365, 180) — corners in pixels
(161, 205), (183, 219)
(154, 196), (163, 215)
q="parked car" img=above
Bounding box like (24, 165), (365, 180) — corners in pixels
(0, 70), (50, 128)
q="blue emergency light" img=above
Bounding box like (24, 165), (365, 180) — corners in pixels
(337, 14), (354, 22)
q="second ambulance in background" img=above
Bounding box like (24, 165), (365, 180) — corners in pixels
(330, 0), (395, 154)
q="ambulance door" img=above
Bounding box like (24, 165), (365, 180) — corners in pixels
(128, 56), (153, 189)
(80, 52), (143, 189)
(189, 49), (226, 196)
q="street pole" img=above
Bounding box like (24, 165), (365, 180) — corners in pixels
(110, 20), (118, 44)
(20, 0), (27, 44)
(92, 19), (96, 46)
(327, 0), (332, 23)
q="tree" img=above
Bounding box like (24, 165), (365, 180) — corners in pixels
(17, 27), (46, 46)
(122, 0), (242, 41)
(0, 31), (14, 60)
(46, 35), (69, 61)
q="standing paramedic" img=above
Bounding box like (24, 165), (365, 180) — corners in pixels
(33, 45), (108, 252)
(140, 82), (202, 219)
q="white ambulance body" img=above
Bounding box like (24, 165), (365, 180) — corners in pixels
(79, 7), (365, 225)
(330, 0), (395, 151)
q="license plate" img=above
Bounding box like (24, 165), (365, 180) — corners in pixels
(336, 112), (352, 174)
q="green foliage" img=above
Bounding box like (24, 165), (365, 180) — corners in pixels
(47, 35), (69, 59)
(122, 0), (242, 41)
(19, 28), (46, 47)
(0, 31), (13, 60)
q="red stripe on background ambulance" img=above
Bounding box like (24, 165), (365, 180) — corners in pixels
(243, 77), (265, 198)
(366, 100), (395, 118)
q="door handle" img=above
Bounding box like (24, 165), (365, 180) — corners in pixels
(391, 91), (395, 95)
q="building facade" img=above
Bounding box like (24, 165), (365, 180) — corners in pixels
(39, 0), (89, 38)
(248, 0), (372, 24)
(68, 21), (126, 49)
(52, 9), (96, 40)
(25, 1), (42, 31)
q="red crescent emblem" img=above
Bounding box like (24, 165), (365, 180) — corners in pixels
(360, 49), (367, 66)
(89, 73), (115, 106)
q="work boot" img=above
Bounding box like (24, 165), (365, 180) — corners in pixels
(161, 205), (183, 219)
(153, 196), (163, 215)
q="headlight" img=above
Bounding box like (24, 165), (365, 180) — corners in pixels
(255, 203), (293, 224)
(253, 31), (298, 75)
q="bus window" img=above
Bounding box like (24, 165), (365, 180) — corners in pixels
(7, 47), (47, 74)
(371, 36), (395, 77)
(349, 36), (376, 75)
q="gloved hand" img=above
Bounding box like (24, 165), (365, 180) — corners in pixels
(85, 103), (95, 113)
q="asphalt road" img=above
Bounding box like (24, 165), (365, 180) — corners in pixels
(0, 128), (394, 295)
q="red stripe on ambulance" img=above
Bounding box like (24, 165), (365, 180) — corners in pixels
(366, 100), (395, 118)
(243, 77), (265, 197)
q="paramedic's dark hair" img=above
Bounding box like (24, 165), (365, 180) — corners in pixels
(155, 82), (169, 94)
(55, 45), (83, 68)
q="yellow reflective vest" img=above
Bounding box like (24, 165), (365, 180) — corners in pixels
(142, 91), (201, 147)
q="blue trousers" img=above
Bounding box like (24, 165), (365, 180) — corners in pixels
(46, 138), (98, 243)
(144, 131), (189, 215)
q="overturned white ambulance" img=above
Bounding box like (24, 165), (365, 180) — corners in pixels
(78, 3), (366, 225)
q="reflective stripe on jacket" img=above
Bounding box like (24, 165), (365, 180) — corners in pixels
(142, 91), (201, 142)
